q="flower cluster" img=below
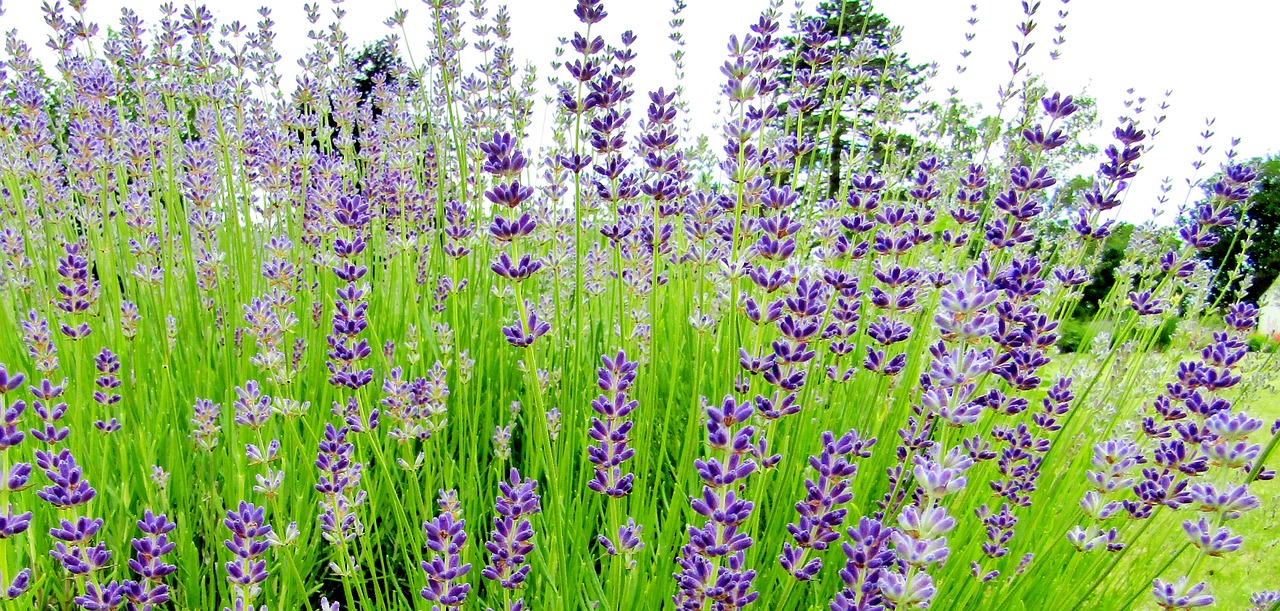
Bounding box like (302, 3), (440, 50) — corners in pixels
(673, 395), (766, 610)
(586, 350), (639, 497)
(222, 501), (273, 609)
(382, 363), (451, 443)
(328, 194), (375, 390)
(122, 511), (177, 607)
(780, 429), (875, 581)
(420, 490), (472, 610)
(315, 423), (367, 572)
(482, 468), (542, 606)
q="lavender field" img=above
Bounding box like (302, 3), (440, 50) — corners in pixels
(0, 0), (1277, 610)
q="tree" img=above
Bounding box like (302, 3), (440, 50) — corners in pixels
(1077, 222), (1135, 317)
(777, 0), (927, 198)
(299, 38), (416, 154)
(1199, 155), (1280, 306)
(350, 38), (412, 111)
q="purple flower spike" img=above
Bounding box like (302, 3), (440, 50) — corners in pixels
(421, 490), (472, 610)
(1181, 518), (1243, 557)
(192, 398), (222, 451)
(1152, 576), (1213, 609)
(587, 350), (640, 498)
(315, 423), (366, 548)
(1, 399), (27, 452)
(501, 302), (551, 348)
(50, 540), (112, 575)
(0, 506), (33, 538)
(35, 448), (97, 509)
(53, 241), (100, 324)
(2, 568), (31, 599)
(574, 0), (607, 24)
(1250, 591), (1280, 609)
(91, 349), (122, 407)
(483, 468), (541, 601)
(327, 198), (375, 391)
(74, 581), (125, 610)
(222, 501), (272, 602)
(0, 364), (24, 394)
(831, 518), (895, 609)
(21, 311), (60, 374)
(780, 429), (875, 581)
(233, 380), (272, 429)
(880, 570), (936, 609)
(598, 518), (644, 568)
(1041, 92), (1079, 119)
(675, 392), (770, 607)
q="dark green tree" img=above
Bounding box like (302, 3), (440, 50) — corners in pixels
(351, 38), (412, 110)
(777, 0), (926, 198)
(1077, 222), (1135, 317)
(303, 38), (416, 153)
(1199, 155), (1280, 306)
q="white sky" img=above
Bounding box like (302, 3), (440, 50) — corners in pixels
(3, 0), (1276, 224)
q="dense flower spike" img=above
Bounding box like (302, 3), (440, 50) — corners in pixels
(483, 468), (541, 602)
(35, 449), (97, 509)
(587, 350), (639, 497)
(780, 429), (875, 580)
(315, 423), (366, 561)
(222, 501), (273, 605)
(123, 511), (177, 608)
(421, 490), (472, 610)
(327, 194), (375, 390)
(674, 394), (767, 610)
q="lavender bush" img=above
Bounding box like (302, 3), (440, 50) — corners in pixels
(0, 0), (1276, 609)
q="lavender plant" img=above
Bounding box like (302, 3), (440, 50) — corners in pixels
(0, 0), (1274, 609)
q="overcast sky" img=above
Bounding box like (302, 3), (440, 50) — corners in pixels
(3, 0), (1276, 224)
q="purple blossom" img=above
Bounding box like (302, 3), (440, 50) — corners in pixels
(501, 301), (551, 348)
(233, 380), (272, 429)
(675, 394), (768, 609)
(0, 506), (33, 538)
(1, 568), (31, 600)
(315, 424), (366, 547)
(73, 581), (125, 610)
(421, 490), (472, 610)
(830, 517), (895, 611)
(0, 364), (24, 395)
(124, 511), (177, 608)
(35, 448), (96, 509)
(223, 501), (272, 602)
(780, 429), (875, 580)
(0, 397), (27, 452)
(1181, 518), (1243, 557)
(597, 517), (644, 568)
(192, 398), (222, 451)
(482, 468), (541, 594)
(1152, 576), (1213, 609)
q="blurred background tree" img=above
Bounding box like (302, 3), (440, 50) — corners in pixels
(777, 0), (926, 198)
(1198, 155), (1280, 306)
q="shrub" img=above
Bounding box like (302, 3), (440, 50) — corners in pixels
(0, 1), (1274, 611)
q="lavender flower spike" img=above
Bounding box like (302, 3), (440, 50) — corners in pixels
(780, 429), (875, 581)
(223, 501), (273, 604)
(421, 490), (472, 610)
(482, 468), (541, 598)
(587, 350), (640, 497)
